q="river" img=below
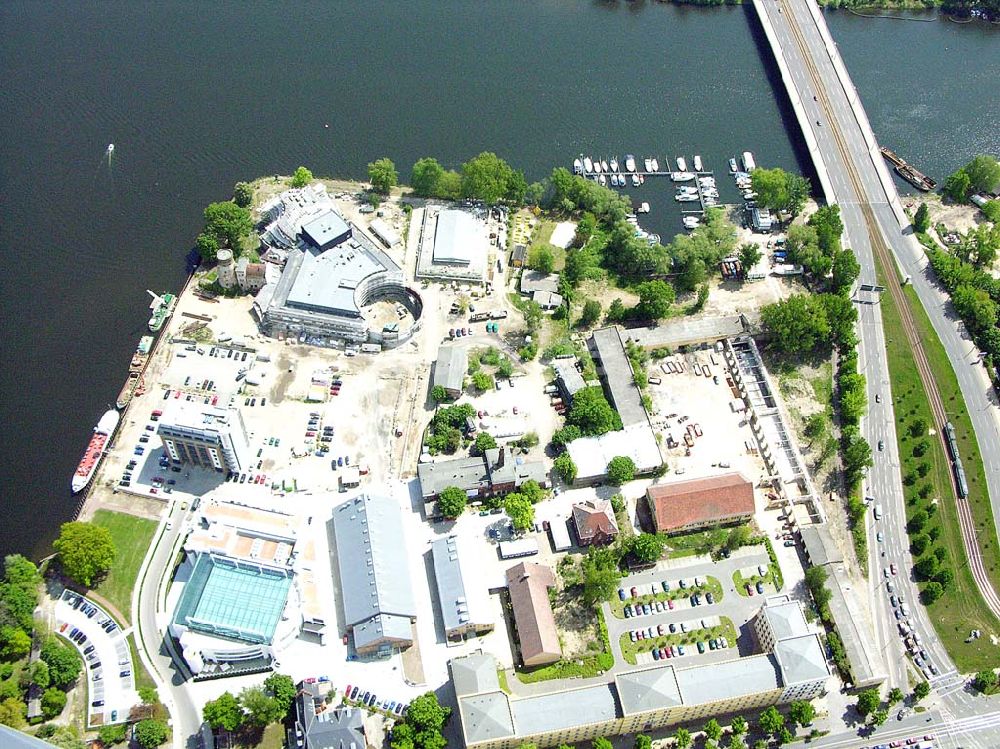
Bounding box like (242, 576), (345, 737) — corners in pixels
(0, 1), (996, 559)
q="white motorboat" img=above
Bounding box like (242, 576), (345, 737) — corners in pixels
(599, 174), (607, 186)
(651, 158), (659, 172)
(742, 151), (756, 171)
(643, 158), (652, 172)
(638, 174), (645, 185)
(693, 155), (703, 172)
(676, 156), (687, 171)
(610, 158), (619, 172)
(637, 202), (650, 214)
(106, 143), (115, 155)
(698, 177), (716, 185)
(683, 216), (700, 230)
(594, 160), (603, 174)
(584, 157), (594, 173)
(625, 154), (637, 172)
(573, 158), (583, 175)
(743, 190), (759, 199)
(671, 172), (695, 182)
(728, 157), (738, 173)
(601, 160), (610, 173)
(675, 194), (700, 202)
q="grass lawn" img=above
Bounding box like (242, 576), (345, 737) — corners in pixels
(91, 509), (158, 624)
(127, 633), (156, 694)
(527, 220), (567, 272)
(620, 616), (738, 666)
(234, 723), (285, 749)
(733, 567), (779, 596)
(878, 262), (1000, 671)
(664, 528), (729, 559)
(608, 577), (723, 619)
(513, 608), (613, 683)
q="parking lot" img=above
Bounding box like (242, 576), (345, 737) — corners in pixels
(55, 591), (135, 727)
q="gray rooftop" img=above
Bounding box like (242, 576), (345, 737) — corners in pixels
(762, 598), (809, 641)
(451, 652), (502, 697)
(296, 685), (366, 749)
(301, 209), (351, 250)
(623, 314), (756, 350)
(331, 494), (416, 630)
(418, 448), (547, 499)
(510, 683), (619, 736)
(433, 345), (467, 393)
(616, 666), (683, 715)
(520, 270), (560, 295)
(675, 654), (782, 706)
(434, 209), (482, 265)
(773, 634), (830, 686)
(432, 535), (491, 635)
(0, 726), (57, 749)
(460, 692), (516, 743)
(589, 327), (648, 427)
(821, 560), (886, 686)
(283, 243), (385, 317)
(553, 360), (586, 398)
(800, 525), (845, 567)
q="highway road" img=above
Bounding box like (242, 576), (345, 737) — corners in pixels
(134, 499), (208, 749)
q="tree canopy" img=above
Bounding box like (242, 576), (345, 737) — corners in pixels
(553, 453), (577, 483)
(134, 718), (169, 749)
(581, 547), (622, 605)
(53, 521), (116, 587)
(290, 166), (313, 188)
(406, 692), (451, 733)
(629, 534), (666, 564)
(40, 638), (81, 688)
(437, 486), (468, 519)
(565, 386), (623, 436)
(606, 456), (636, 485)
(233, 181), (253, 208)
(368, 157), (398, 194)
(203, 691), (244, 732)
(461, 152), (526, 205)
(240, 685), (284, 727)
(750, 167), (810, 215)
(761, 294), (832, 354)
(634, 281), (675, 320)
(504, 493), (535, 532)
(201, 201), (253, 260)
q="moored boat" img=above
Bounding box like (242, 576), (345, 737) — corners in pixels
(693, 155), (703, 172)
(676, 157), (687, 172)
(625, 154), (636, 173)
(671, 172), (694, 182)
(584, 156), (594, 173)
(880, 146), (937, 191)
(631, 174), (640, 187)
(72, 409), (120, 494)
(637, 202), (650, 214)
(742, 151), (756, 172)
(728, 157), (738, 173)
(147, 291), (176, 333)
(651, 158), (659, 172)
(601, 160), (610, 173)
(683, 216), (700, 230)
(598, 174), (607, 186)
(573, 158), (583, 175)
(610, 158), (619, 173)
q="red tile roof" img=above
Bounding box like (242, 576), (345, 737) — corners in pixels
(646, 472), (755, 532)
(505, 561), (560, 666)
(572, 499), (619, 543)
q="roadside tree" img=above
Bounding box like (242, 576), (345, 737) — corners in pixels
(788, 699), (815, 726)
(973, 669), (998, 694)
(913, 203), (930, 233)
(41, 687), (67, 719)
(53, 521), (116, 586)
(203, 691), (244, 732)
(855, 687), (880, 716)
(134, 718), (169, 749)
(913, 681), (930, 701)
(758, 705), (785, 735)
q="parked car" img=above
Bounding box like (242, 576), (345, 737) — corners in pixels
(755, 581), (765, 594)
(618, 589), (626, 601)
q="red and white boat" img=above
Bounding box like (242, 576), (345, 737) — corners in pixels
(71, 410), (120, 494)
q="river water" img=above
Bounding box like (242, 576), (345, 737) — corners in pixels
(0, 1), (996, 559)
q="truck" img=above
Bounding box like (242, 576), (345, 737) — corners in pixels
(490, 310), (508, 319)
(469, 312), (491, 323)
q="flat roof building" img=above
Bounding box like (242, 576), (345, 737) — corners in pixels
(416, 206), (491, 284)
(432, 535), (495, 642)
(505, 562), (560, 667)
(433, 345), (468, 398)
(331, 494), (416, 655)
(553, 360), (586, 404)
(565, 424), (663, 486)
(418, 447), (548, 513)
(589, 327), (647, 428)
(645, 472), (755, 534)
(302, 210), (352, 251)
(157, 402), (252, 474)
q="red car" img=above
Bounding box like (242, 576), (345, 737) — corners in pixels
(630, 587), (638, 598)
(891, 563), (898, 575)
(746, 584), (754, 596)
(667, 599), (675, 610)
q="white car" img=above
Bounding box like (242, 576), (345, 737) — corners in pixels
(883, 567), (891, 578)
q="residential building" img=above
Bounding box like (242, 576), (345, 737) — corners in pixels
(532, 290), (564, 310)
(552, 360), (586, 404)
(433, 345), (468, 398)
(418, 447), (548, 517)
(571, 499), (619, 546)
(235, 256), (267, 292)
(753, 597), (830, 702)
(645, 472), (755, 534)
(292, 680), (366, 749)
(431, 535), (495, 642)
(157, 402), (252, 474)
(330, 494), (417, 655)
(519, 271), (560, 296)
(505, 562), (560, 667)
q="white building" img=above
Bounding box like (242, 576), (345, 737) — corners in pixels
(157, 402), (252, 474)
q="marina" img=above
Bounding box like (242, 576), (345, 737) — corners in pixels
(573, 151), (757, 230)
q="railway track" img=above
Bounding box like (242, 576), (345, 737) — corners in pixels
(776, 0), (1000, 621)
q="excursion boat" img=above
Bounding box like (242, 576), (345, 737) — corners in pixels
(693, 155), (703, 172)
(573, 158), (583, 175)
(676, 157), (687, 172)
(584, 157), (594, 173)
(147, 291), (176, 333)
(671, 172), (694, 182)
(610, 158), (619, 173)
(879, 146), (937, 191)
(72, 409), (120, 494)
(625, 154), (637, 173)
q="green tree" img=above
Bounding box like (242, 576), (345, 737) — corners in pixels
(738, 243), (762, 276)
(871, 709), (889, 727)
(290, 166), (313, 188)
(406, 692), (451, 732)
(0, 697), (26, 728)
(887, 687), (904, 705)
(934, 567), (954, 589)
(830, 248), (861, 295)
(138, 686), (159, 704)
(725, 525), (752, 552)
(53, 521), (116, 586)
(963, 155), (1000, 194)
(203, 691), (244, 732)
(28, 660), (50, 689)
(973, 669), (998, 693)
(606, 456), (636, 485)
(528, 245), (555, 274)
(592, 737), (613, 749)
(554, 453), (577, 484)
(855, 687), (880, 716)
(134, 718), (169, 749)
(0, 628), (30, 660)
(914, 555), (939, 580)
(944, 168), (972, 202)
(788, 699), (815, 726)
(921, 581), (944, 604)
(264, 672), (296, 713)
(519, 480), (545, 504)
(606, 298), (626, 322)
(240, 686), (283, 727)
(40, 638), (81, 688)
(674, 727), (692, 749)
(462, 152), (517, 204)
(630, 533), (666, 564)
(41, 687), (67, 719)
(580, 299), (602, 327)
(982, 200), (1000, 223)
(758, 705), (785, 735)
(913, 681), (930, 701)
(411, 158), (445, 197)
(761, 295), (831, 354)
(752, 168), (791, 211)
(498, 357), (514, 379)
(634, 280), (675, 320)
(913, 203), (931, 233)
(505, 494), (535, 532)
(98, 724), (129, 745)
(704, 718), (723, 743)
(634, 734), (652, 749)
(430, 385), (450, 403)
(474, 432), (498, 456)
(233, 181), (253, 208)
(437, 487), (468, 520)
(471, 371), (494, 392)
(731, 715), (749, 736)
(368, 157), (398, 194)
(196, 232), (220, 262)
(203, 201), (253, 254)
(910, 534), (929, 556)
(565, 386), (622, 436)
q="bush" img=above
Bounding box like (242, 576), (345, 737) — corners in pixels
(40, 687), (67, 719)
(554, 453), (577, 484)
(98, 724), (129, 745)
(134, 718), (169, 749)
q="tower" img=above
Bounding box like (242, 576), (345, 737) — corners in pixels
(217, 249), (236, 289)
